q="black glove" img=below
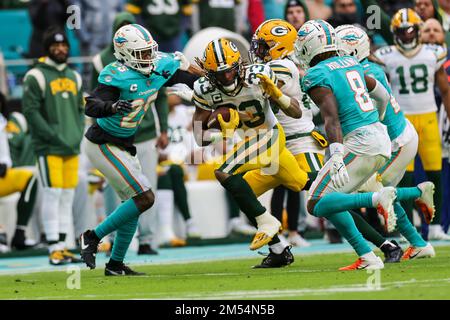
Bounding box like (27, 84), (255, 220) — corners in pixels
(0, 163), (7, 178)
(110, 100), (133, 115)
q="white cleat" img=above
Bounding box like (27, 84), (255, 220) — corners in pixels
(186, 219), (201, 239)
(415, 182), (435, 224)
(375, 187), (397, 233)
(250, 213), (282, 250)
(288, 233), (311, 247)
(428, 225), (450, 241)
(339, 255), (384, 271)
(230, 217), (257, 236)
(402, 243), (435, 260)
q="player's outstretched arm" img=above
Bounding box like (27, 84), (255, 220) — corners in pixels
(435, 66), (450, 121)
(365, 75), (390, 121)
(84, 84), (131, 118)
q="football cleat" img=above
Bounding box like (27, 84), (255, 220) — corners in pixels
(253, 246), (294, 268)
(61, 249), (83, 264)
(80, 230), (100, 269)
(375, 187), (397, 233)
(415, 182), (435, 224)
(288, 233), (311, 247)
(380, 240), (403, 263)
(339, 255), (384, 271)
(250, 213), (282, 250)
(427, 225), (450, 241)
(402, 243), (435, 260)
(105, 262), (146, 276)
(137, 244), (158, 255)
(49, 250), (70, 266)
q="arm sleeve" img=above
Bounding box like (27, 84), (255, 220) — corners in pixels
(164, 70), (199, 89)
(368, 78), (390, 120)
(22, 75), (58, 143)
(155, 89), (169, 133)
(84, 84), (120, 118)
(360, 0), (393, 45)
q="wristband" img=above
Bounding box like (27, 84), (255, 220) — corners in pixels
(277, 94), (291, 110)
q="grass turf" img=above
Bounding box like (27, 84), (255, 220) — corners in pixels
(0, 246), (450, 300)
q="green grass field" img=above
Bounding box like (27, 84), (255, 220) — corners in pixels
(1, 245), (450, 300)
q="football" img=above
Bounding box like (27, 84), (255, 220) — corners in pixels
(207, 106), (232, 130)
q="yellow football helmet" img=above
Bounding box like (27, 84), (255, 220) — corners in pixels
(391, 8), (423, 52)
(250, 19), (297, 63)
(197, 38), (245, 95)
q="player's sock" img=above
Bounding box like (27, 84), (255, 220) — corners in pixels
(225, 190), (241, 219)
(59, 188), (74, 248)
(169, 165), (192, 221)
(110, 216), (139, 262)
(427, 171), (442, 225)
(41, 187), (62, 247)
(349, 210), (385, 248)
(269, 235), (290, 254)
(396, 187), (421, 201)
(395, 201), (427, 247)
(313, 192), (374, 217)
(324, 210), (372, 256)
(58, 233), (66, 250)
(398, 172), (415, 224)
(270, 186), (286, 222)
(220, 174), (266, 219)
(16, 175), (38, 228)
(95, 198), (140, 239)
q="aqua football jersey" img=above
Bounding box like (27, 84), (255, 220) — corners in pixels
(97, 52), (180, 138)
(302, 56), (379, 136)
(361, 59), (406, 141)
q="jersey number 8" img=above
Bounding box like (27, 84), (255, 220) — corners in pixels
(346, 71), (374, 112)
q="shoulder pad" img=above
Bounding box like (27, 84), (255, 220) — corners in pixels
(193, 77), (213, 110)
(98, 62), (133, 88)
(375, 46), (394, 57)
(424, 44), (447, 62)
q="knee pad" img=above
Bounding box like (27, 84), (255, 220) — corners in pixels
(135, 189), (155, 212)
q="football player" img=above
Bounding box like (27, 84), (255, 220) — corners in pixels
(374, 9), (450, 240)
(250, 19), (404, 264)
(337, 24), (436, 260)
(79, 24), (201, 276)
(297, 20), (432, 270)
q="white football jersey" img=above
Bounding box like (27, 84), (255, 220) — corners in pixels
(162, 105), (196, 163)
(374, 44), (446, 115)
(192, 63), (278, 133)
(267, 58), (322, 155)
(0, 114), (12, 168)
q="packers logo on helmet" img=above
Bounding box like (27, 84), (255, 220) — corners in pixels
(391, 8), (423, 52)
(250, 19), (297, 63)
(196, 38), (245, 95)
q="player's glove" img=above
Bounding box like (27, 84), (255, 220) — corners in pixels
(167, 83), (193, 101)
(217, 109), (240, 139)
(256, 73), (291, 110)
(329, 143), (350, 189)
(174, 51), (190, 71)
(110, 100), (133, 115)
(257, 73), (282, 99)
(0, 163), (7, 178)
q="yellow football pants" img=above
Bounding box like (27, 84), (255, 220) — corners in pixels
(213, 123), (309, 197)
(405, 112), (442, 171)
(0, 168), (33, 197)
(37, 155), (79, 189)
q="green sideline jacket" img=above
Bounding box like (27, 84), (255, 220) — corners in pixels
(22, 57), (84, 156)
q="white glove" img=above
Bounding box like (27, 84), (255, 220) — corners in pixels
(329, 143), (350, 189)
(174, 51), (190, 71)
(167, 83), (193, 101)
